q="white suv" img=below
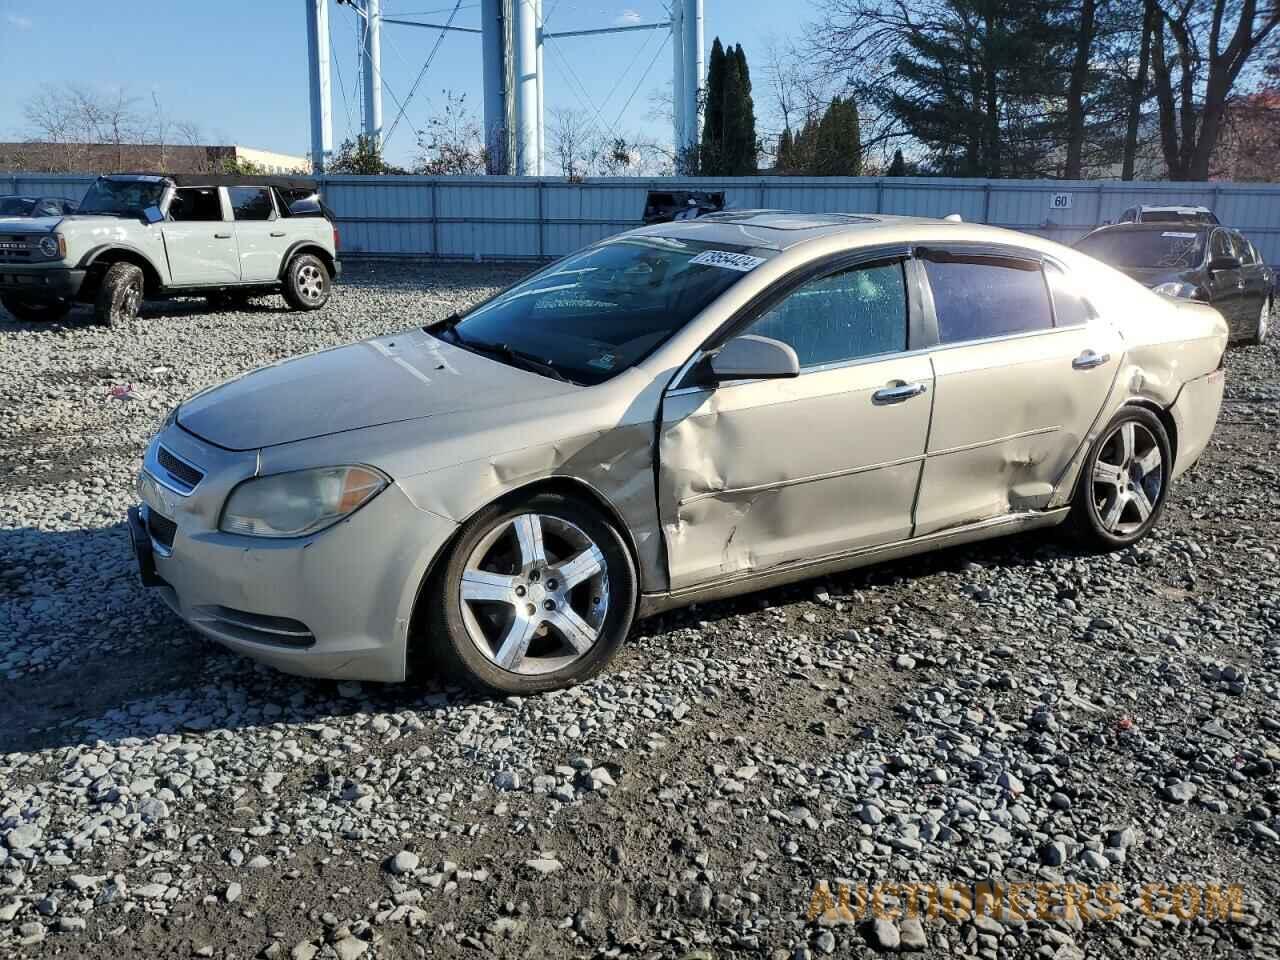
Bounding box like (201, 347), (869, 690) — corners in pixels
(0, 174), (340, 326)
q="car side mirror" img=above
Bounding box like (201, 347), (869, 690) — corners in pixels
(1208, 255), (1241, 272)
(142, 205), (164, 225)
(706, 335), (800, 384)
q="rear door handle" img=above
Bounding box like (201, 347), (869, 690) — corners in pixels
(1072, 350), (1110, 370)
(872, 382), (928, 405)
(213, 232), (232, 239)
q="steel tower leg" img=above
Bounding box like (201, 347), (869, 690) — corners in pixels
(305, 0), (334, 173)
(361, 0), (383, 146)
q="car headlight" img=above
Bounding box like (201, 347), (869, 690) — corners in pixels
(38, 234), (65, 259)
(1152, 281), (1203, 299)
(220, 466), (389, 538)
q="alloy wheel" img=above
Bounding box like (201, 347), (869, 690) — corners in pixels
(297, 263), (325, 303)
(121, 280), (142, 320)
(458, 512), (610, 675)
(1260, 299), (1270, 342)
(1091, 420), (1164, 536)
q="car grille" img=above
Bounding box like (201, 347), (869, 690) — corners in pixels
(156, 445), (205, 492)
(0, 237), (34, 265)
(191, 606), (316, 648)
(146, 509), (177, 550)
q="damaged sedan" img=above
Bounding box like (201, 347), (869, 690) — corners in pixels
(130, 212), (1228, 694)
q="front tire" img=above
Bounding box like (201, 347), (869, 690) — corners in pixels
(1248, 296), (1270, 346)
(1068, 407), (1172, 550)
(0, 295), (71, 323)
(281, 253), (331, 310)
(93, 262), (144, 327)
(424, 493), (637, 695)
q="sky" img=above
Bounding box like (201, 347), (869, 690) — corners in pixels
(0, 0), (804, 169)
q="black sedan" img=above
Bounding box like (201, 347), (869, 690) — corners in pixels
(0, 195), (79, 218)
(1075, 222), (1271, 345)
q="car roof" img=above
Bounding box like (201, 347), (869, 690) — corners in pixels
(103, 173), (320, 191)
(633, 209), (970, 251)
(1138, 204), (1212, 213)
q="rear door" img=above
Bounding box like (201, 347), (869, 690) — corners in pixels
(1231, 231), (1269, 335)
(912, 248), (1122, 536)
(228, 186), (292, 282)
(1205, 228), (1245, 336)
(658, 250), (933, 592)
(161, 187), (240, 284)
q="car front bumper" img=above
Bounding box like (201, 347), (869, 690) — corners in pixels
(0, 266), (85, 299)
(132, 428), (458, 683)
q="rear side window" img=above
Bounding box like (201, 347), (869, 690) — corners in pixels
(744, 261), (907, 367)
(169, 187), (223, 222)
(229, 187), (275, 221)
(1045, 263), (1092, 326)
(922, 256), (1053, 344)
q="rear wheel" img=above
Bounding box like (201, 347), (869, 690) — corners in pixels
(424, 493), (637, 695)
(0, 295), (71, 323)
(1068, 407), (1172, 550)
(1248, 296), (1270, 346)
(93, 262), (144, 327)
(281, 253), (330, 310)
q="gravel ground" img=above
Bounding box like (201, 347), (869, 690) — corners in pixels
(1, 261), (1279, 960)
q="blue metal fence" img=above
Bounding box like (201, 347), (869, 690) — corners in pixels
(8, 171), (1280, 263)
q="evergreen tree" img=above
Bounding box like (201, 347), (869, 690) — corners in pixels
(700, 38), (728, 175)
(777, 127), (794, 171)
(700, 38), (758, 175)
(887, 148), (907, 177)
(811, 96), (862, 175)
(730, 45), (758, 173)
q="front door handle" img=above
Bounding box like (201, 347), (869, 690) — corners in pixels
(213, 232), (232, 239)
(872, 381), (928, 405)
(270, 231), (286, 238)
(1072, 350), (1110, 370)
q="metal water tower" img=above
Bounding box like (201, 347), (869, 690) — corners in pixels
(304, 0), (705, 175)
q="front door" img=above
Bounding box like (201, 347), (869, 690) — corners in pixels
(1231, 231), (1269, 337)
(1205, 228), (1245, 336)
(228, 186), (292, 282)
(912, 251), (1123, 536)
(658, 255), (934, 593)
(161, 187), (240, 285)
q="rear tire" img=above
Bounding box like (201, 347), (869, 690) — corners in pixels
(1067, 406), (1172, 550)
(93, 262), (144, 327)
(0, 295), (71, 323)
(281, 253), (331, 311)
(1247, 296), (1270, 346)
(423, 492), (637, 696)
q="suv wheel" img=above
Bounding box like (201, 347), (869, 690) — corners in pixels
(1068, 406), (1172, 550)
(424, 492), (637, 695)
(1, 295), (71, 323)
(282, 253), (331, 310)
(94, 262), (145, 327)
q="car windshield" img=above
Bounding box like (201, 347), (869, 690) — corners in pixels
(0, 197), (35, 216)
(78, 179), (168, 217)
(1076, 229), (1207, 269)
(436, 236), (771, 385)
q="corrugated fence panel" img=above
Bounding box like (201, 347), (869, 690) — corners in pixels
(13, 171), (1280, 263)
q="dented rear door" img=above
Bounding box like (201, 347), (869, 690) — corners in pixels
(656, 254), (933, 593)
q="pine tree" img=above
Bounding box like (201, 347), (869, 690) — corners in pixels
(777, 127), (794, 171)
(887, 149), (907, 177)
(730, 45), (758, 174)
(700, 38), (758, 176)
(700, 38), (728, 175)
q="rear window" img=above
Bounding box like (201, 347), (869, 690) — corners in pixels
(922, 256), (1053, 344)
(1075, 229), (1207, 269)
(229, 186), (275, 221)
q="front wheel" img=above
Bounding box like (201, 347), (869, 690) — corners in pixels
(0, 295), (71, 323)
(281, 253), (331, 310)
(1068, 407), (1172, 550)
(93, 262), (144, 327)
(1248, 296), (1270, 346)
(424, 493), (637, 695)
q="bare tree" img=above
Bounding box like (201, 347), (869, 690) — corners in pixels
(548, 107), (593, 178)
(20, 84), (145, 171)
(414, 91), (488, 175)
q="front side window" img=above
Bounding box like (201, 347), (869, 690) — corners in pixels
(1210, 230), (1234, 260)
(1231, 232), (1255, 264)
(168, 187), (223, 223)
(923, 255), (1052, 344)
(229, 186), (275, 221)
(78, 179), (167, 217)
(743, 261), (907, 368)
(439, 236), (771, 385)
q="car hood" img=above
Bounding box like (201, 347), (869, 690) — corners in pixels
(0, 214), (126, 234)
(1113, 265), (1197, 287)
(177, 329), (579, 451)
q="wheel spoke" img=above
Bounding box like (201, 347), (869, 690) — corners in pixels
(1093, 461), (1125, 487)
(1102, 492), (1128, 530)
(1135, 447), (1161, 477)
(556, 544), (604, 590)
(512, 514), (546, 570)
(460, 569), (517, 604)
(1131, 485), (1153, 521)
(495, 614), (541, 670)
(545, 606), (598, 653)
(1117, 422), (1136, 464)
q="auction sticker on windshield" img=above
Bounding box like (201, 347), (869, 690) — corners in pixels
(689, 250), (767, 272)
(1162, 232), (1199, 239)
